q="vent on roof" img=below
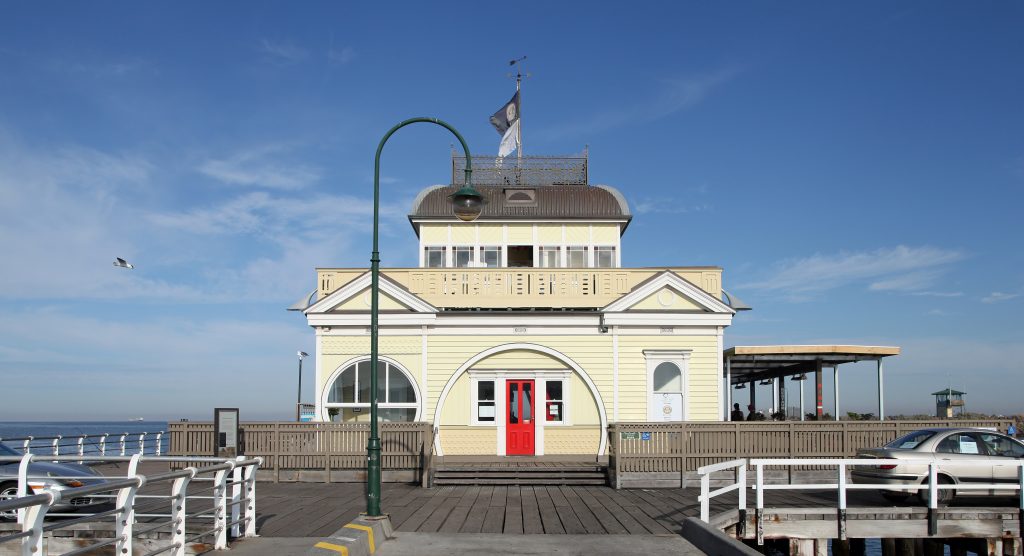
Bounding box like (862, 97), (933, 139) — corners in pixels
(504, 188), (537, 206)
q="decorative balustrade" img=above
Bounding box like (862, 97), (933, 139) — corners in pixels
(316, 267), (723, 309)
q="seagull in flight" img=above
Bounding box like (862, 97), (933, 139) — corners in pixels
(113, 257), (135, 269)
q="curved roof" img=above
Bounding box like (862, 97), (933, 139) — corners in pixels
(410, 184), (631, 221)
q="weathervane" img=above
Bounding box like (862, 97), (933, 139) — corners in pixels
(507, 56), (530, 160)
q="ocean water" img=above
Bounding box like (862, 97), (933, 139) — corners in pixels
(0, 421), (171, 455)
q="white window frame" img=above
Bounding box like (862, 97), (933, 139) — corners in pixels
(470, 377), (498, 426)
(538, 246), (561, 268)
(566, 245), (588, 268)
(480, 245), (502, 268)
(594, 246), (616, 268)
(321, 356), (422, 421)
(542, 377), (567, 425)
(453, 245), (475, 268)
(423, 246), (446, 268)
(643, 350), (691, 421)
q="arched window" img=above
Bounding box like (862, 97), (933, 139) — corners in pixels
(323, 359), (419, 422)
(653, 362), (683, 393)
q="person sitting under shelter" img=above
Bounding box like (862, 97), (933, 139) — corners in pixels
(730, 403), (744, 421)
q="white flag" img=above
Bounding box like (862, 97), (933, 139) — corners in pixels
(498, 120), (519, 158)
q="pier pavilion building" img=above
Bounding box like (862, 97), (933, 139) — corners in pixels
(297, 154), (745, 458)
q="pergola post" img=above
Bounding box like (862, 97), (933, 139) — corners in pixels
(877, 359), (885, 421)
(815, 358), (824, 418)
(725, 357), (732, 421)
(749, 381), (756, 414)
(799, 379), (805, 421)
(833, 365), (840, 421)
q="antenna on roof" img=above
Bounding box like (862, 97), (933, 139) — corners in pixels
(507, 56), (530, 160)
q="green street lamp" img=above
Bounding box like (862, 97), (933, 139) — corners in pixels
(367, 118), (482, 517)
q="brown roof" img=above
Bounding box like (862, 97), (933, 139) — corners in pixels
(410, 185), (631, 221)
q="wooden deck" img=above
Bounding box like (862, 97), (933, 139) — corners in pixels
(255, 481), (1017, 538)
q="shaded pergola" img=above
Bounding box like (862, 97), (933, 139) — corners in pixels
(723, 345), (901, 421)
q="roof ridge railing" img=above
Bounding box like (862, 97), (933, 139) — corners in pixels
(451, 154), (588, 186)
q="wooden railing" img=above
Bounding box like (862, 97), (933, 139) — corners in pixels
(607, 420), (1014, 486)
(167, 421), (433, 483)
(316, 267), (723, 308)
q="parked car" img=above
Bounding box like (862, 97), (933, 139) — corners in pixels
(0, 442), (109, 520)
(851, 428), (1024, 505)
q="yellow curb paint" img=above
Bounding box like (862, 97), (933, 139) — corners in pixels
(313, 541), (349, 555)
(343, 523), (375, 554)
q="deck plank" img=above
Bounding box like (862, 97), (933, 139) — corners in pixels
(546, 486), (586, 534)
(558, 486), (606, 534)
(397, 488), (452, 532)
(588, 488), (646, 534)
(419, 490), (463, 532)
(521, 485), (545, 534)
(503, 486), (524, 534)
(459, 486), (493, 533)
(533, 486), (566, 534)
(571, 486), (627, 534)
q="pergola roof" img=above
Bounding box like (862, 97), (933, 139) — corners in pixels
(724, 345), (900, 384)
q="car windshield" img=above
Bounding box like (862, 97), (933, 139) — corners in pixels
(0, 443), (22, 457)
(885, 430), (936, 450)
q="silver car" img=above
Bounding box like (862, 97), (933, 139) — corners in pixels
(851, 428), (1024, 504)
(0, 442), (109, 520)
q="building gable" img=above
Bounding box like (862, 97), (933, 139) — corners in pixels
(305, 272), (437, 315)
(602, 270), (735, 314)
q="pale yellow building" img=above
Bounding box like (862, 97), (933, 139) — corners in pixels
(299, 155), (740, 458)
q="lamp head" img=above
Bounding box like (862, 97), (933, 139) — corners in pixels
(298, 351), (309, 359)
(448, 185), (485, 222)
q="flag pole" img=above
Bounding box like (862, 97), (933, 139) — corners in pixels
(515, 62), (522, 162)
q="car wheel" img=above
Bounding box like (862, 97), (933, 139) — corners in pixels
(881, 491), (910, 504)
(920, 476), (956, 506)
(0, 482), (20, 521)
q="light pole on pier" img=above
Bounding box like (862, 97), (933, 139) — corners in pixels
(296, 351), (308, 421)
(367, 118), (482, 517)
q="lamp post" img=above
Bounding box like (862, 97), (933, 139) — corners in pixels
(367, 118), (482, 517)
(296, 351), (309, 421)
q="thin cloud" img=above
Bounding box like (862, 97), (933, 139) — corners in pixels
(739, 245), (965, 298)
(982, 291), (1020, 304)
(259, 39), (308, 65)
(328, 46), (356, 66)
(199, 146), (321, 190)
(539, 67), (741, 140)
(911, 291), (964, 298)
(633, 199), (711, 215)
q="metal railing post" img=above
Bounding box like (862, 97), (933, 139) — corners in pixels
(700, 470), (710, 522)
(243, 459), (260, 538)
(156, 431), (164, 456)
(16, 453), (34, 525)
(100, 433), (108, 456)
(837, 462), (847, 540)
(139, 433), (147, 455)
(52, 435), (61, 458)
(120, 433), (128, 456)
(230, 458), (243, 539)
(77, 435), (85, 461)
(927, 462), (938, 536)
(170, 468), (195, 556)
(755, 462), (764, 545)
(22, 437), (32, 454)
(115, 459), (143, 556)
(21, 491), (56, 556)
(212, 463), (234, 549)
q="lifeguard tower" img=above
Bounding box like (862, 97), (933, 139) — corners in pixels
(933, 387), (965, 418)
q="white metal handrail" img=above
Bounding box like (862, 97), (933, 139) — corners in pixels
(0, 431), (166, 458)
(0, 454), (261, 556)
(697, 457), (1024, 545)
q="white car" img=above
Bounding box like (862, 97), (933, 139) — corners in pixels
(851, 427), (1024, 505)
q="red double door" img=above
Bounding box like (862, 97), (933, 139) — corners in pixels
(506, 379), (535, 456)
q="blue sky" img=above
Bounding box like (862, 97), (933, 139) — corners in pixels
(1, 2), (1021, 420)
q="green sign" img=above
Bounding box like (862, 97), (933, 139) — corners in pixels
(620, 432), (640, 440)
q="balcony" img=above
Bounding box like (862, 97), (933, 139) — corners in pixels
(316, 267), (722, 310)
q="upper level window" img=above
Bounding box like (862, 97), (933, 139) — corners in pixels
(595, 246), (616, 268)
(481, 246), (501, 268)
(539, 246), (561, 268)
(425, 247), (445, 268)
(567, 246), (588, 267)
(545, 380), (564, 423)
(454, 246), (474, 268)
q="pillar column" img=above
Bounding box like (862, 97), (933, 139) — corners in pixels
(877, 359), (885, 421)
(834, 365), (840, 421)
(815, 358), (824, 419)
